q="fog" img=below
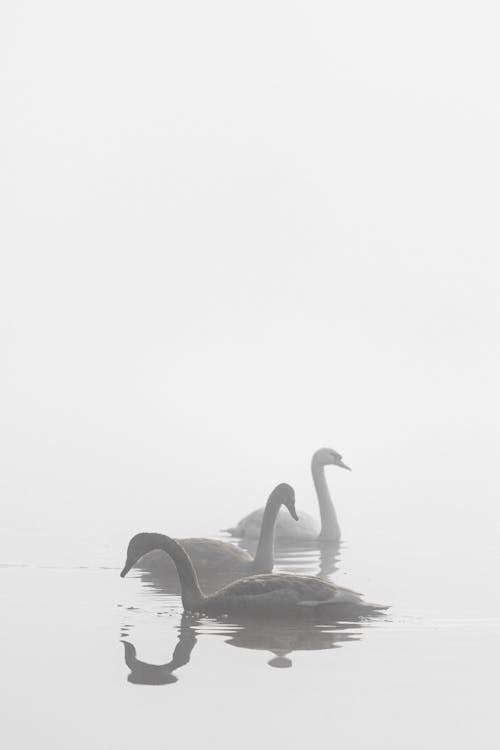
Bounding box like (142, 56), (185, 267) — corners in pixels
(2, 2), (499, 545)
(2, 5), (500, 749)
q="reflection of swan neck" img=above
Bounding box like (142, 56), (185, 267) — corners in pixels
(171, 621), (198, 670)
(155, 535), (205, 610)
(311, 459), (340, 540)
(252, 494), (282, 572)
(121, 618), (198, 685)
(122, 641), (138, 670)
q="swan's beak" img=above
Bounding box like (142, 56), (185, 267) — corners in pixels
(120, 560), (133, 577)
(338, 460), (351, 471)
(290, 507), (299, 521)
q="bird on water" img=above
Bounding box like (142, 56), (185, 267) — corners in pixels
(120, 532), (386, 618)
(227, 448), (351, 542)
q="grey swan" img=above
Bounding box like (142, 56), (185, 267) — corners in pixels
(129, 483), (297, 582)
(227, 448), (351, 542)
(120, 534), (387, 618)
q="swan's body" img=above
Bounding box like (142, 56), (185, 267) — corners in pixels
(227, 448), (350, 542)
(139, 537), (252, 575)
(201, 573), (378, 616)
(229, 507), (319, 541)
(132, 483), (297, 580)
(120, 533), (386, 618)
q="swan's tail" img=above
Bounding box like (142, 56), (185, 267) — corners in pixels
(298, 587), (389, 611)
(362, 601), (390, 611)
(332, 587), (389, 610)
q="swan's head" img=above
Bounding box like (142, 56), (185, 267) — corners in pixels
(313, 447), (351, 471)
(120, 532), (164, 578)
(271, 483), (299, 521)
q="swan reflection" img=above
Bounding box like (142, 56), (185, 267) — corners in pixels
(120, 607), (379, 684)
(121, 616), (197, 685)
(223, 615), (364, 668)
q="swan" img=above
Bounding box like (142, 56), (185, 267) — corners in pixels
(227, 447), (351, 542)
(120, 533), (386, 617)
(127, 483), (297, 581)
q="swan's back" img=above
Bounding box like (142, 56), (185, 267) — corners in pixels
(218, 573), (335, 600)
(138, 537), (252, 573)
(229, 508), (319, 541)
(181, 538), (252, 568)
(204, 572), (381, 616)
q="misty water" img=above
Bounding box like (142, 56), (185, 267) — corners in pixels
(2, 513), (498, 750)
(4, 1), (500, 748)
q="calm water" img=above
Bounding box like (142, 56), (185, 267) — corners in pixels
(2, 519), (498, 749)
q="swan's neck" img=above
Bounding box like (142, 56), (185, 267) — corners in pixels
(312, 460), (341, 540)
(154, 534), (205, 611)
(252, 495), (282, 573)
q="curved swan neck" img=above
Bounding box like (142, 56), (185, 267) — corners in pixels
(153, 534), (205, 610)
(311, 459), (341, 540)
(252, 494), (282, 573)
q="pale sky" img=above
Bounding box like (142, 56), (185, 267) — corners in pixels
(1, 2), (499, 544)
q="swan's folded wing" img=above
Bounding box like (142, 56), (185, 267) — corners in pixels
(297, 587), (364, 606)
(204, 574), (388, 614)
(297, 586), (389, 610)
(211, 588), (309, 613)
(218, 573), (337, 601)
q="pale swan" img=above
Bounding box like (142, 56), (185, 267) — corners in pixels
(227, 447), (351, 542)
(120, 534), (386, 617)
(128, 483), (297, 580)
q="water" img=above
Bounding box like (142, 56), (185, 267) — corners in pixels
(2, 520), (498, 749)
(3, 2), (499, 746)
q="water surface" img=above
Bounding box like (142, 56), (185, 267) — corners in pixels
(2, 523), (498, 749)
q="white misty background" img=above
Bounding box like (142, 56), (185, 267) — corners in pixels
(1, 2), (498, 552)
